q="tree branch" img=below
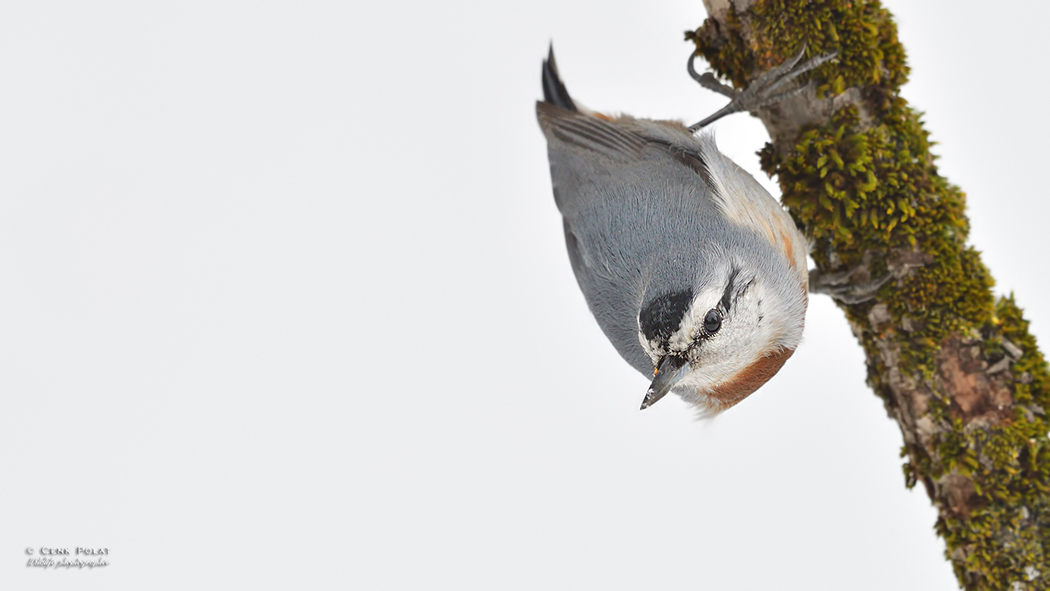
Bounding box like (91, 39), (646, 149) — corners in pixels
(689, 1), (1050, 589)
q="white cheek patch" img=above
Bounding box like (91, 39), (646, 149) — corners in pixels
(639, 333), (665, 364)
(679, 282), (781, 389)
(666, 323), (696, 352)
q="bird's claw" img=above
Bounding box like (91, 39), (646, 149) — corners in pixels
(809, 266), (891, 305)
(688, 43), (837, 131)
(687, 58), (736, 98)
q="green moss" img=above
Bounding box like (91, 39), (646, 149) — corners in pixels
(688, 0), (908, 108)
(760, 100), (994, 376)
(689, 1), (1050, 589)
(933, 298), (1050, 588)
(751, 0), (907, 106)
(686, 4), (755, 89)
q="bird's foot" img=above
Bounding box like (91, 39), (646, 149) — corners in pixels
(688, 44), (837, 131)
(809, 265), (891, 305)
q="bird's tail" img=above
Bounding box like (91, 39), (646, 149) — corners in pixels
(541, 44), (577, 112)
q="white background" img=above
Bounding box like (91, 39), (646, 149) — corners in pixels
(1, 1), (1046, 589)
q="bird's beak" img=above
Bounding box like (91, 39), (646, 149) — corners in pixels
(640, 355), (689, 410)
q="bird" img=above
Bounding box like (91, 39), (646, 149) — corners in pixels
(536, 44), (832, 414)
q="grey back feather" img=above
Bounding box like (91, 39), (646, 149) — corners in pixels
(536, 102), (787, 374)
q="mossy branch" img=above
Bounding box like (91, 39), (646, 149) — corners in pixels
(689, 1), (1050, 589)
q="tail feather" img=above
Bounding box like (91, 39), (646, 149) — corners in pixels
(541, 44), (577, 112)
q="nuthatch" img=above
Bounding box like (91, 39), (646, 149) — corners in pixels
(537, 45), (835, 414)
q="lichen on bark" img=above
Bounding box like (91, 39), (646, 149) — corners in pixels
(688, 1), (1050, 589)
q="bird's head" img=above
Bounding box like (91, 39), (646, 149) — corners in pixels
(637, 261), (805, 414)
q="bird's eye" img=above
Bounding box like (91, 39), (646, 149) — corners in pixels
(704, 309), (722, 334)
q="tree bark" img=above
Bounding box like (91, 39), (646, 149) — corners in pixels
(689, 1), (1050, 589)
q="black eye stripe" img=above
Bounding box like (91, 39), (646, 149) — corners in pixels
(720, 267), (740, 312)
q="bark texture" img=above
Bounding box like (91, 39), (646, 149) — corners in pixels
(689, 1), (1050, 589)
